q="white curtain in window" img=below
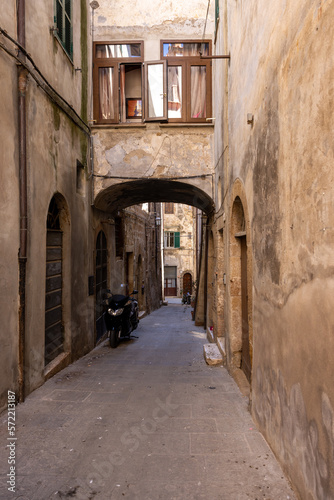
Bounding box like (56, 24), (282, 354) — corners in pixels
(168, 66), (182, 118)
(120, 65), (126, 122)
(99, 68), (114, 120)
(191, 66), (206, 118)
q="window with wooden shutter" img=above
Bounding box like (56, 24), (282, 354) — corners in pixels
(164, 203), (174, 214)
(54, 0), (73, 60)
(174, 232), (180, 248)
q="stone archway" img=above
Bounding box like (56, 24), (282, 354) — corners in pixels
(229, 186), (253, 383)
(94, 179), (215, 216)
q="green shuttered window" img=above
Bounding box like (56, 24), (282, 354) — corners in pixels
(55, 0), (73, 60)
(174, 232), (180, 248)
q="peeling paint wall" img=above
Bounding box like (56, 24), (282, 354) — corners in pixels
(0, 3), (20, 412)
(91, 0), (215, 212)
(92, 126), (214, 210)
(0, 0), (93, 410)
(216, 0), (334, 498)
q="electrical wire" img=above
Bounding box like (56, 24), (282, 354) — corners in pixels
(0, 27), (90, 136)
(92, 173), (213, 181)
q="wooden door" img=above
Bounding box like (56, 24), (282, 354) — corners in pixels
(164, 266), (177, 296)
(240, 236), (251, 382)
(183, 273), (192, 295)
(164, 278), (177, 296)
(45, 198), (64, 365)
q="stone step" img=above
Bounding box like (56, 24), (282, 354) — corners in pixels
(207, 326), (215, 343)
(216, 336), (227, 364)
(203, 343), (223, 366)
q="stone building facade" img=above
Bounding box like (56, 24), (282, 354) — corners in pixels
(162, 203), (198, 300)
(207, 1), (334, 499)
(0, 1), (162, 414)
(1, 1), (334, 498)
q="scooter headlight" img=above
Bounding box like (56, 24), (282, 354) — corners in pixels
(108, 307), (124, 316)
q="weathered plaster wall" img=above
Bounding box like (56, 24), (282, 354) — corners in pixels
(0, 5), (20, 412)
(94, 0), (214, 43)
(24, 84), (93, 395)
(25, 0), (87, 120)
(0, 0), (93, 406)
(93, 126), (214, 211)
(221, 0), (334, 497)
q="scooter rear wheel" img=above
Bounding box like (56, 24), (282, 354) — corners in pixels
(109, 327), (120, 348)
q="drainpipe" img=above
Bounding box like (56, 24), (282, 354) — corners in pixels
(204, 217), (209, 330)
(17, 0), (27, 403)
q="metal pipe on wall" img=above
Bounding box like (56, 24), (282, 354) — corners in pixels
(17, 0), (27, 403)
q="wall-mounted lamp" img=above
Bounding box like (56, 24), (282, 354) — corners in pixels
(247, 113), (254, 125)
(155, 216), (161, 227)
(90, 1), (99, 9)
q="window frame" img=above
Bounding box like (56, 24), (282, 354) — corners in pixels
(54, 0), (73, 60)
(164, 231), (180, 248)
(160, 39), (212, 123)
(92, 40), (212, 125)
(93, 41), (144, 125)
(144, 60), (168, 121)
(164, 203), (174, 214)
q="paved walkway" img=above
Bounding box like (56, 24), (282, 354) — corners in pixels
(0, 304), (296, 500)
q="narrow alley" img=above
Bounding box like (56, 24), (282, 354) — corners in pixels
(0, 303), (295, 500)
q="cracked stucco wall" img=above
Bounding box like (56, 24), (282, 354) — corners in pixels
(217, 0), (334, 498)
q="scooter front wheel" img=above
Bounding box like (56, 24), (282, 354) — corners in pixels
(109, 327), (120, 348)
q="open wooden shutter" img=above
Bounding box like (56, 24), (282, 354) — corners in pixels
(144, 60), (167, 121)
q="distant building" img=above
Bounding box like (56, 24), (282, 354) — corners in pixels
(162, 203), (198, 300)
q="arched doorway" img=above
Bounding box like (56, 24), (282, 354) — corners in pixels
(95, 230), (108, 342)
(45, 196), (65, 365)
(230, 196), (252, 382)
(183, 272), (192, 295)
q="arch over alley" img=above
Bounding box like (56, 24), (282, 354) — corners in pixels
(93, 178), (215, 215)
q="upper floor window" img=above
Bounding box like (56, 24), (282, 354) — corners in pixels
(93, 41), (144, 124)
(164, 231), (180, 248)
(215, 0), (220, 42)
(92, 40), (211, 125)
(161, 40), (212, 123)
(54, 0), (73, 60)
(164, 203), (174, 214)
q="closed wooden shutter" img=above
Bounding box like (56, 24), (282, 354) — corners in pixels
(45, 197), (64, 365)
(45, 229), (64, 365)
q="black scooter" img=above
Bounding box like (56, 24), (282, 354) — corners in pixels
(103, 290), (139, 348)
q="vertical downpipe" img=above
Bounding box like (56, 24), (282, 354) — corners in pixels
(17, 0), (27, 403)
(204, 218), (209, 330)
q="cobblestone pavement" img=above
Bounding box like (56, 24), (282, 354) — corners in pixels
(0, 304), (296, 500)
